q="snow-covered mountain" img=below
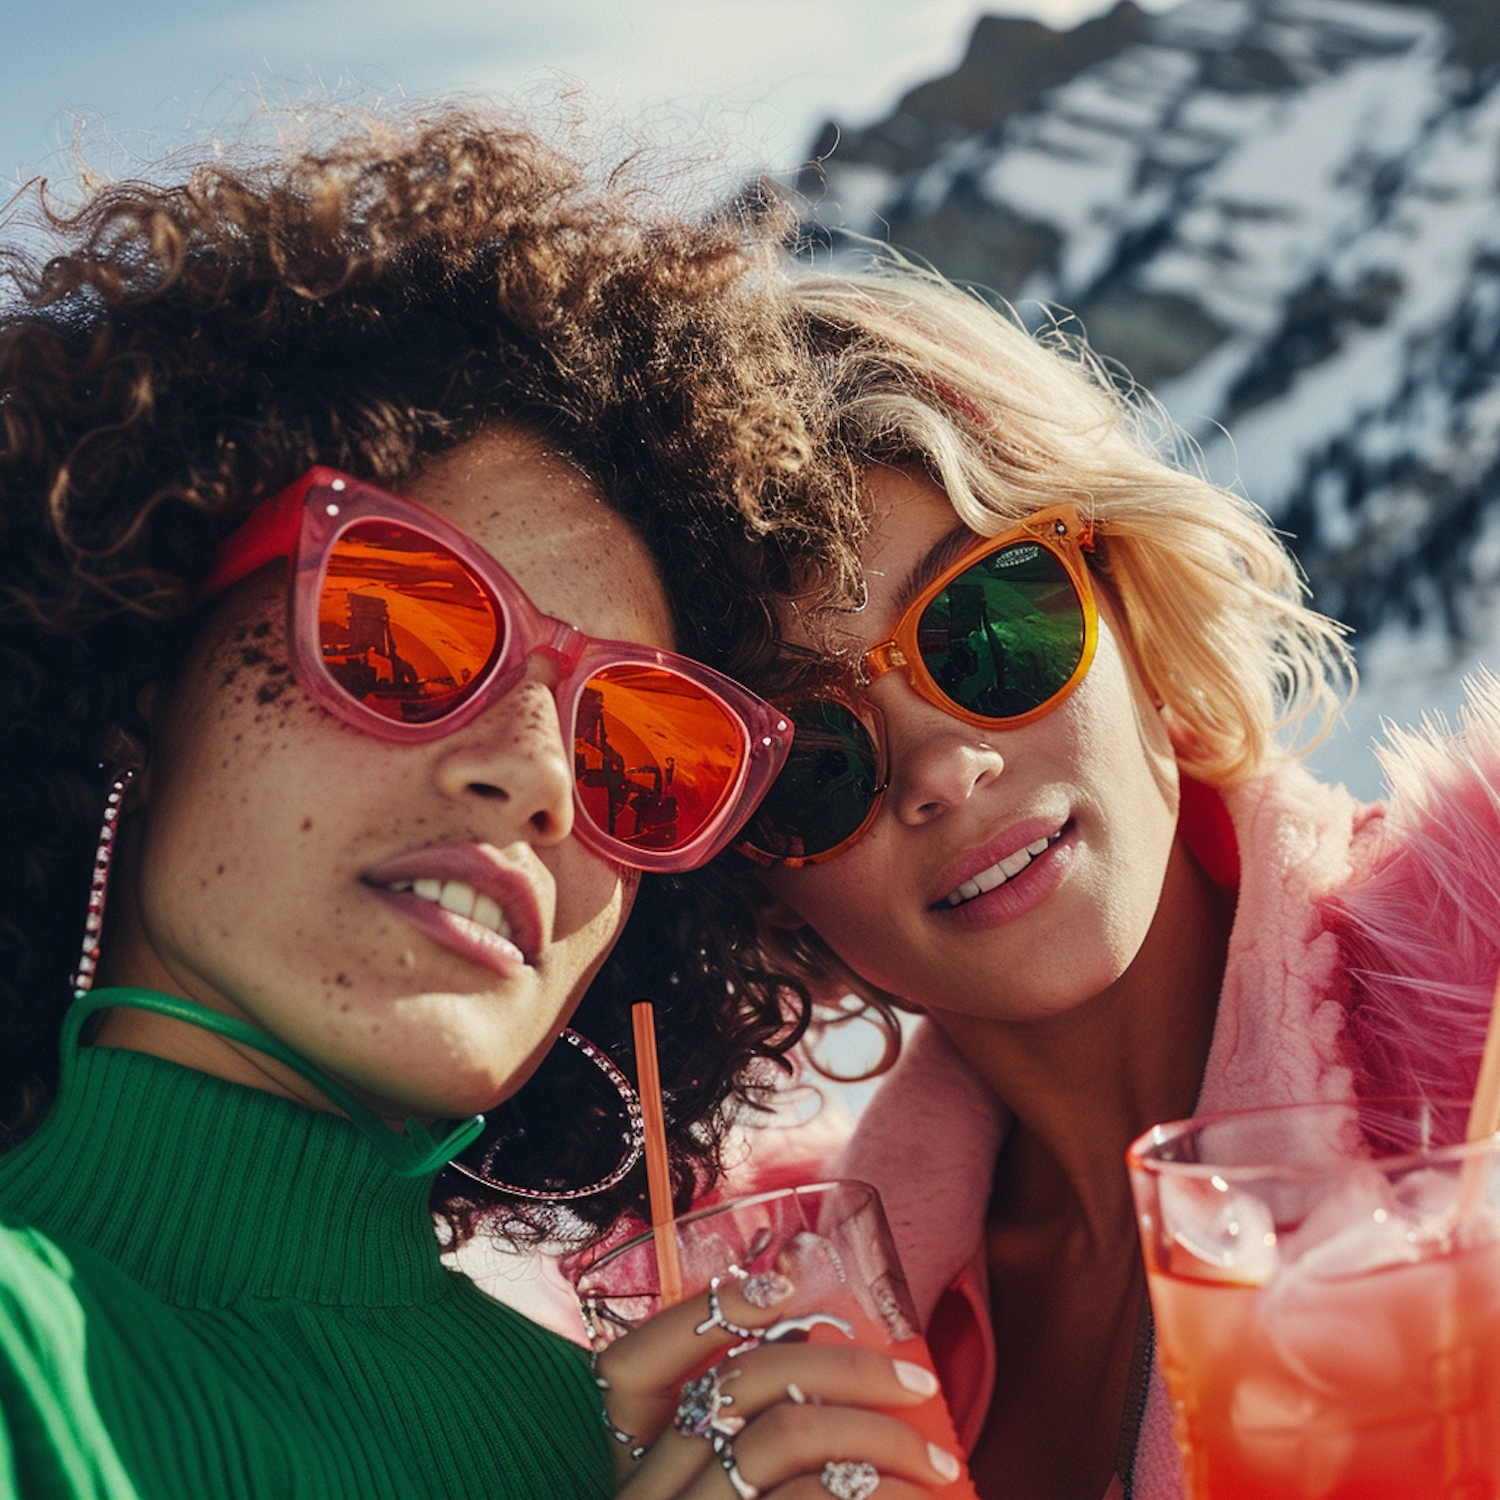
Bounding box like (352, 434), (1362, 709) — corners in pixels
(800, 0), (1500, 795)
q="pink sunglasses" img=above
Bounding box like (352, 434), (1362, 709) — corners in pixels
(202, 466), (793, 872)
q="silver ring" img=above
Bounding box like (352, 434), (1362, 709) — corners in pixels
(821, 1460), (881, 1499)
(590, 1349), (646, 1462)
(694, 1272), (765, 1341)
(741, 1269), (794, 1309)
(755, 1310), (855, 1345)
(713, 1431), (760, 1500)
(673, 1362), (741, 1440)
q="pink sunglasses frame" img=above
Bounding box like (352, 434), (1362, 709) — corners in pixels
(201, 466), (794, 873)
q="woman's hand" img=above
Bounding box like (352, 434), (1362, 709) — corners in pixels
(593, 1275), (964, 1498)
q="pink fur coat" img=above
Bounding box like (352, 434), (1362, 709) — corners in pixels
(834, 678), (1500, 1499)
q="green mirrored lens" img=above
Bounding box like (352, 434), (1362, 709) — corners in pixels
(916, 540), (1085, 719)
(746, 700), (878, 861)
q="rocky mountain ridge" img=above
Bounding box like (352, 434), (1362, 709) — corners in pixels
(800, 0), (1500, 791)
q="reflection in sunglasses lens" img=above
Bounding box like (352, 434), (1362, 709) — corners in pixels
(320, 522), (501, 723)
(748, 700), (878, 861)
(917, 542), (1085, 719)
(575, 665), (743, 851)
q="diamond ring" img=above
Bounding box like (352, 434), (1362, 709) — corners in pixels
(673, 1363), (742, 1441)
(820, 1459), (881, 1499)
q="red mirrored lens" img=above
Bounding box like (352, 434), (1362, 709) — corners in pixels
(319, 521), (502, 724)
(574, 665), (744, 851)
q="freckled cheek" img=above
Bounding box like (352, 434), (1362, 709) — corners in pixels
(152, 653), (366, 918)
(137, 757), (343, 970)
(317, 904), (413, 986)
(199, 607), (336, 739)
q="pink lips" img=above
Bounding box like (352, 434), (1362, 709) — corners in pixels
(932, 822), (1075, 933)
(928, 817), (1069, 911)
(362, 844), (545, 979)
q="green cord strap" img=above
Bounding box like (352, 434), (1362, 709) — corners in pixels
(68, 988), (485, 1177)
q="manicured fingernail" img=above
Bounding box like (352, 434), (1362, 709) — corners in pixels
(894, 1359), (939, 1396)
(928, 1444), (962, 1482)
(741, 1270), (794, 1308)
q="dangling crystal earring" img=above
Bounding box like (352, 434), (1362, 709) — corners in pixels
(447, 1029), (645, 1200)
(72, 767), (137, 999)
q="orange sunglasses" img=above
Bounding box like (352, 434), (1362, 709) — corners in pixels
(739, 503), (1098, 865)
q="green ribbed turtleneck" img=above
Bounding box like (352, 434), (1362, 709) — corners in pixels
(0, 1042), (611, 1499)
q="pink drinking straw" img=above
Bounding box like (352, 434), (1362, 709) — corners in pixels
(631, 1000), (685, 1307)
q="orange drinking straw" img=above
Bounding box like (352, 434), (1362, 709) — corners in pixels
(631, 1000), (685, 1307)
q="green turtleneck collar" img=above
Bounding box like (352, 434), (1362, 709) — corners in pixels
(0, 987), (489, 1307)
(0, 1030), (460, 1307)
(64, 987), (483, 1174)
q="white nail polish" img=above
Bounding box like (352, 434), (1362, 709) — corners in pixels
(894, 1359), (939, 1396)
(928, 1443), (962, 1482)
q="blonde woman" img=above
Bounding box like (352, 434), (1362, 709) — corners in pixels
(721, 266), (1500, 1499)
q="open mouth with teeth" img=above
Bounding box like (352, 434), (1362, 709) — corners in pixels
(940, 832), (1063, 909)
(386, 878), (513, 942)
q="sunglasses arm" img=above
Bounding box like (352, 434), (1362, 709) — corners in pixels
(199, 471), (321, 602)
(857, 641), (907, 689)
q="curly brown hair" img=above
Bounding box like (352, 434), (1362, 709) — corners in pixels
(0, 105), (861, 1244)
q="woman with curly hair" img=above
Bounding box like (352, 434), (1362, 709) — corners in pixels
(0, 113), (961, 1500)
(715, 262), (1500, 1499)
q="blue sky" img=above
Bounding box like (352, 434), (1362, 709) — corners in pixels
(3, 0), (1176, 208)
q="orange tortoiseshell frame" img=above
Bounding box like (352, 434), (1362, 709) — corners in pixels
(856, 501), (1099, 730)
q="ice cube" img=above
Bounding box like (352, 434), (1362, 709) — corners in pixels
(1279, 1169), (1408, 1269)
(1392, 1166), (1455, 1225)
(681, 1230), (741, 1289)
(1231, 1374), (1320, 1432)
(1258, 1261), (1405, 1394)
(1258, 1204), (1464, 1396)
(775, 1230), (848, 1303)
(1391, 1166), (1500, 1254)
(1230, 1377), (1353, 1498)
(1294, 1201), (1421, 1281)
(1159, 1173), (1278, 1284)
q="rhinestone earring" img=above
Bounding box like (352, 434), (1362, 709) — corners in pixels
(72, 767), (137, 999)
(447, 1029), (645, 1200)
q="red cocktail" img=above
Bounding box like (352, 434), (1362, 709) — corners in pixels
(571, 1179), (979, 1499)
(1129, 1098), (1500, 1499)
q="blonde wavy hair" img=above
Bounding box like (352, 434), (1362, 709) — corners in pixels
(786, 262), (1356, 786)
